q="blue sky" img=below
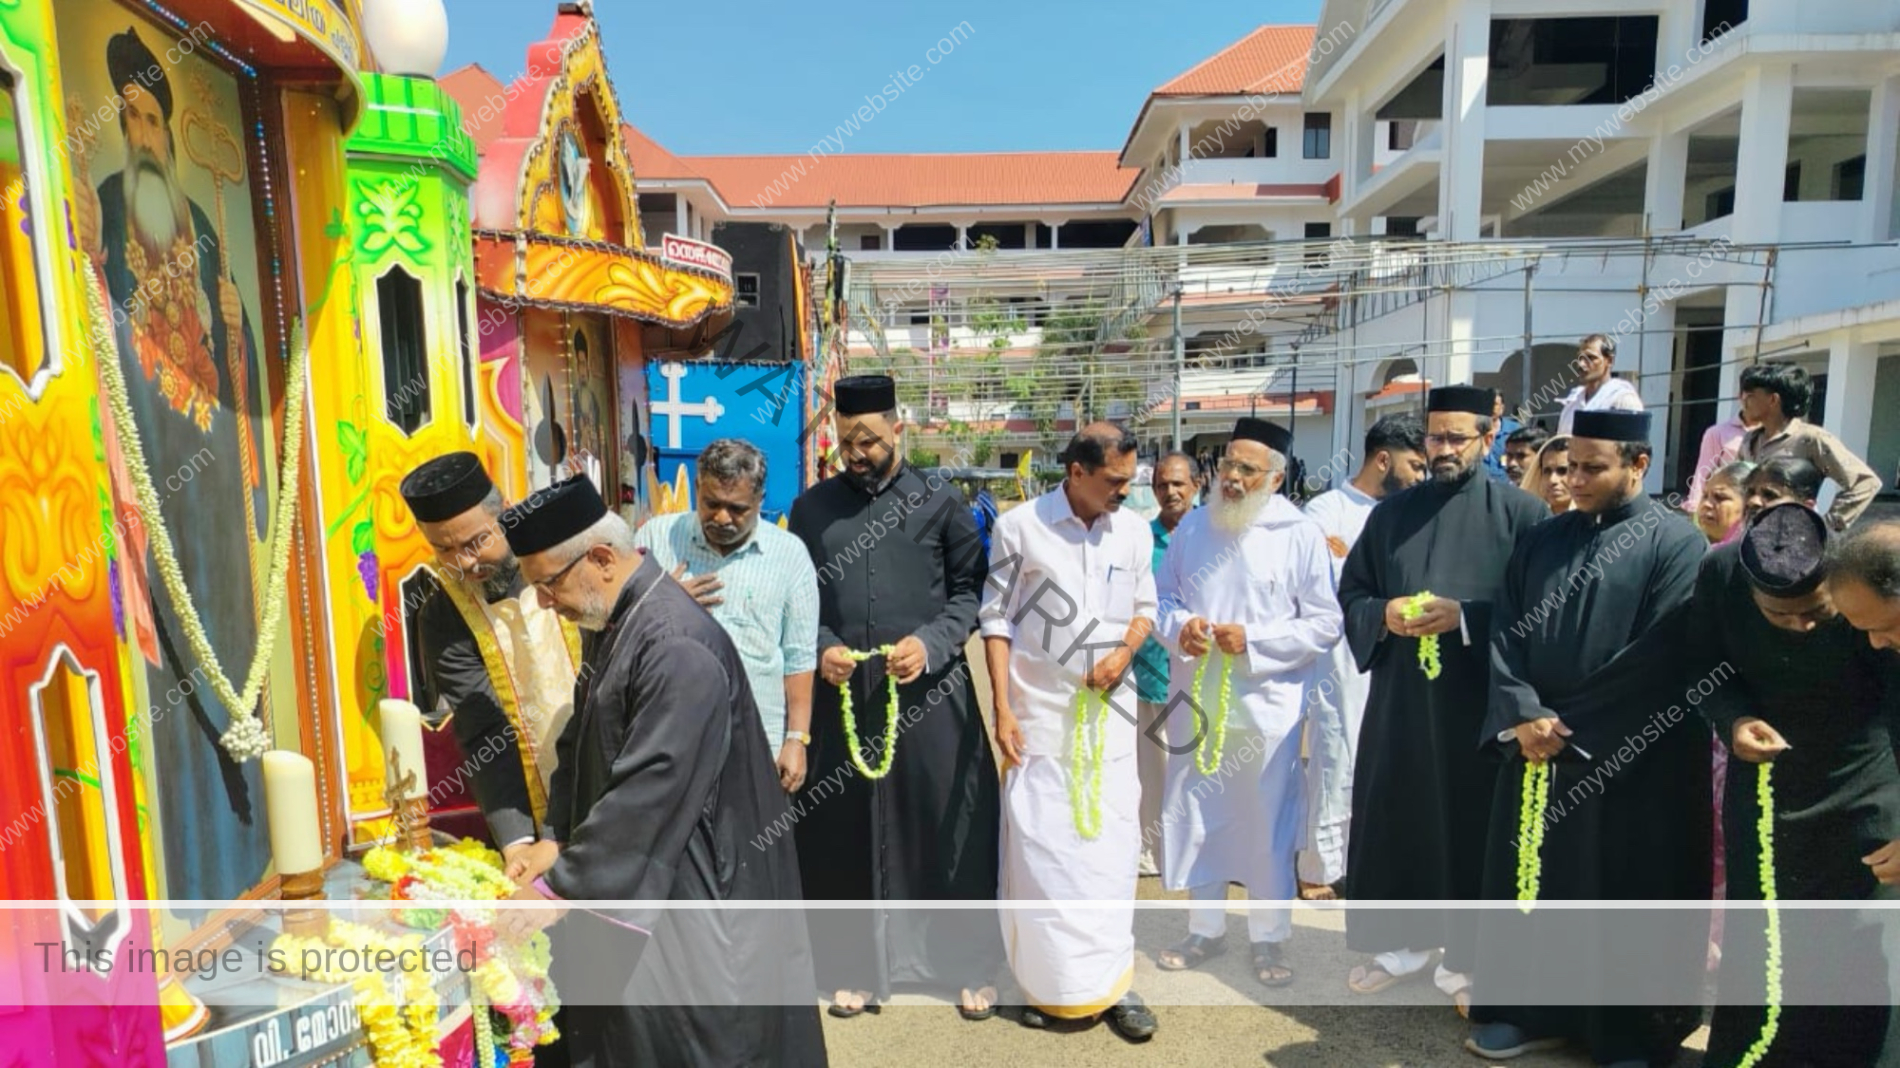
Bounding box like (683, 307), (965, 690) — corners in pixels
(441, 0), (1321, 156)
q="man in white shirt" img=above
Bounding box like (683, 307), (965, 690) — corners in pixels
(1297, 414), (1428, 898)
(982, 422), (1159, 1041)
(1151, 418), (1343, 988)
(1556, 333), (1645, 435)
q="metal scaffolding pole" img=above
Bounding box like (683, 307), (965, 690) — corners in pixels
(1171, 284), (1184, 451)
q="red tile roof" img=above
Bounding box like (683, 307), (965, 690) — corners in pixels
(672, 151), (1139, 210)
(440, 64), (507, 152)
(1154, 25), (1317, 96)
(622, 123), (703, 183)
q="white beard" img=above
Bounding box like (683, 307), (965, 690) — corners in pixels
(128, 163), (182, 250)
(1209, 486), (1271, 535)
(571, 584), (614, 632)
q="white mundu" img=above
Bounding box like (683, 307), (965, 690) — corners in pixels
(1156, 494), (1341, 944)
(1298, 481), (1377, 886)
(980, 487), (1155, 1018)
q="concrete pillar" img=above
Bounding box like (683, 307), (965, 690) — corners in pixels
(1825, 334), (1878, 458)
(881, 224), (896, 250)
(1344, 90), (1374, 205)
(1178, 122), (1190, 165)
(956, 223), (969, 250)
(674, 193), (686, 238)
(1643, 130), (1690, 234)
(1730, 64), (1793, 245)
(1639, 301), (1676, 495)
(1436, 0), (1491, 242)
(1442, 289), (1479, 385)
(1862, 75), (1900, 242)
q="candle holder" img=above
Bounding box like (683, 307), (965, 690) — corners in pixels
(383, 746), (433, 854)
(279, 868), (329, 940)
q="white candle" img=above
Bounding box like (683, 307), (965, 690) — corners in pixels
(377, 699), (428, 800)
(261, 751), (323, 875)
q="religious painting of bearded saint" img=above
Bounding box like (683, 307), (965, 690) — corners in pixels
(62, 10), (276, 902)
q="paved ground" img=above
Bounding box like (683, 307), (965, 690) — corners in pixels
(811, 639), (1711, 1066)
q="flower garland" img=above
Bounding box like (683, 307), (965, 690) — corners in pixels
(84, 265), (311, 762)
(1069, 687), (1109, 840)
(837, 645), (901, 780)
(1515, 759), (1552, 912)
(1190, 649), (1235, 775)
(1401, 592), (1441, 680)
(1735, 764), (1782, 1068)
(271, 920), (440, 1068)
(362, 840), (561, 1060)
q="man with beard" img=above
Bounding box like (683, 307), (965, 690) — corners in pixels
(784, 374), (1003, 1021)
(71, 25), (267, 899)
(496, 476), (827, 1068)
(1131, 452), (1200, 875)
(1151, 418), (1342, 989)
(983, 422), (1159, 1039)
(1692, 504), (1899, 1068)
(402, 452), (584, 865)
(1298, 414), (1428, 899)
(1340, 386), (1549, 1011)
(1467, 409), (1710, 1066)
(633, 439), (819, 793)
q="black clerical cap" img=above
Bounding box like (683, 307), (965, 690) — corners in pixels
(1570, 409), (1652, 443)
(1740, 502), (1829, 597)
(1231, 417), (1292, 455)
(1426, 385), (1492, 416)
(501, 475), (609, 558)
(107, 29), (171, 119)
(834, 375), (897, 416)
(400, 452), (494, 523)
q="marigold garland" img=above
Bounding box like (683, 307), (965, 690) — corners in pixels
(837, 645), (901, 779)
(1065, 686), (1110, 839)
(1190, 648), (1235, 775)
(1515, 758), (1552, 912)
(84, 266), (311, 762)
(271, 920), (440, 1068)
(1401, 591), (1441, 680)
(1735, 763), (1782, 1068)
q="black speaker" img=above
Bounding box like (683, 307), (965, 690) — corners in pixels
(709, 221), (802, 363)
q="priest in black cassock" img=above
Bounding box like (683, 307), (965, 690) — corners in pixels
(1340, 384), (1549, 1008)
(1467, 409), (1711, 1067)
(786, 374), (1004, 1020)
(496, 475), (828, 1068)
(1692, 503), (1899, 1068)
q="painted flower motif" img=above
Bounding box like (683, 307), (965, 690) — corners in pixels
(355, 179), (431, 257)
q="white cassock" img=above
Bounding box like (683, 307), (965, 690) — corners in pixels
(979, 488), (1155, 1017)
(1155, 495), (1342, 943)
(1297, 482), (1378, 885)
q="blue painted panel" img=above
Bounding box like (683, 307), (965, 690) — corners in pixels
(646, 361), (806, 522)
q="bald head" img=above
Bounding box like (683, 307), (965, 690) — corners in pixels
(1827, 521), (1900, 650)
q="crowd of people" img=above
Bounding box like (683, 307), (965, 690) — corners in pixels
(388, 348), (1900, 1067)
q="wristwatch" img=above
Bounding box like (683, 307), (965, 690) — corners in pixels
(785, 731), (812, 746)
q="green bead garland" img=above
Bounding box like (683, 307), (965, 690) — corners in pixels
(1735, 763), (1782, 1068)
(1069, 687), (1109, 839)
(1401, 591), (1442, 680)
(1515, 758), (1552, 912)
(838, 645), (901, 780)
(1190, 649), (1235, 776)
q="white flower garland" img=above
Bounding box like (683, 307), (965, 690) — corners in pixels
(85, 265), (310, 762)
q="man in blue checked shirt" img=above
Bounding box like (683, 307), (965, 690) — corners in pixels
(634, 438), (820, 792)
(1131, 452), (1200, 875)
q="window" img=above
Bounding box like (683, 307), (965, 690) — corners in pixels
(1304, 222), (1332, 265)
(456, 278), (476, 425)
(1703, 0), (1748, 45)
(1263, 127), (1279, 158)
(1385, 216), (1422, 237)
(377, 266), (430, 433)
(1834, 155), (1866, 201)
(1388, 120), (1418, 151)
(1486, 17), (1660, 107)
(860, 234), (882, 250)
(1303, 113), (1332, 159)
(736, 273), (761, 308)
(0, 70), (50, 385)
(1706, 186), (1736, 221)
(1783, 162), (1802, 202)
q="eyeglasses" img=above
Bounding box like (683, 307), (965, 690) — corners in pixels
(1217, 458), (1267, 479)
(532, 548), (599, 595)
(1424, 433), (1482, 449)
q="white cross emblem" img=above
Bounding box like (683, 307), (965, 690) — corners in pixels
(651, 362), (725, 449)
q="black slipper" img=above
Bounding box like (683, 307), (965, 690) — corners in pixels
(957, 1003), (997, 1021)
(826, 999), (881, 1018)
(1157, 933), (1227, 971)
(1252, 940), (1295, 988)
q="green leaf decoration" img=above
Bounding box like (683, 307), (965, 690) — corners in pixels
(351, 519), (375, 556)
(338, 420), (368, 482)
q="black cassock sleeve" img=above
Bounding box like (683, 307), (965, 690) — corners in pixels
(1487, 534), (1554, 736)
(417, 593), (537, 846)
(1687, 555), (1753, 745)
(543, 637), (730, 925)
(912, 485), (986, 673)
(787, 493), (847, 656)
(1337, 505), (1393, 674)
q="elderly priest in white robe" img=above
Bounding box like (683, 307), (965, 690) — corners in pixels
(497, 475), (828, 1068)
(981, 422), (1159, 1041)
(1151, 417), (1343, 988)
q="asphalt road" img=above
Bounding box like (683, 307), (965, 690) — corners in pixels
(810, 641), (1710, 1066)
